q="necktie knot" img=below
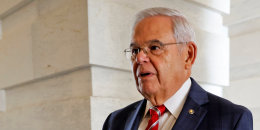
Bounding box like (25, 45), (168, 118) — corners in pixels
(149, 105), (166, 117)
(146, 105), (166, 130)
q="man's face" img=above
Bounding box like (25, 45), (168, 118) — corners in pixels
(131, 16), (189, 101)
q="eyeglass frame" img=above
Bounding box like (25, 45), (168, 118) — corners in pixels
(124, 39), (187, 60)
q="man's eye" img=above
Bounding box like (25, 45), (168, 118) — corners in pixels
(150, 45), (161, 50)
(131, 48), (140, 55)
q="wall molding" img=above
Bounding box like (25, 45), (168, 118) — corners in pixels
(0, 0), (34, 19)
(0, 90), (6, 112)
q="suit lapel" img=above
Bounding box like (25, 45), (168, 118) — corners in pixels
(124, 99), (146, 130)
(172, 78), (209, 130)
(172, 97), (207, 130)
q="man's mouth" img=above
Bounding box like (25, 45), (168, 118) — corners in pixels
(141, 73), (151, 77)
(139, 72), (154, 77)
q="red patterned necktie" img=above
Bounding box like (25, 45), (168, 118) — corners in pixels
(145, 105), (166, 130)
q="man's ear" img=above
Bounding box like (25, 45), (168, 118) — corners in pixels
(185, 41), (197, 69)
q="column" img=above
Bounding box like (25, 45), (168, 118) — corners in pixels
(0, 0), (91, 129)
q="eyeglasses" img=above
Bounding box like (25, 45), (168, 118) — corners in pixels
(124, 39), (186, 60)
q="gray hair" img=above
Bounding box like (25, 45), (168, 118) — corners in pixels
(132, 7), (195, 43)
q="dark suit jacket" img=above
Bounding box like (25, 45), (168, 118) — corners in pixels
(103, 78), (253, 130)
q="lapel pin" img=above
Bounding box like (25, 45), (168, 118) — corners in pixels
(188, 109), (195, 114)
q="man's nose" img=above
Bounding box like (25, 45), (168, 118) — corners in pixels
(136, 50), (150, 64)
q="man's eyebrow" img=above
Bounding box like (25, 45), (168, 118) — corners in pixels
(130, 43), (138, 47)
(147, 39), (160, 43)
(130, 39), (161, 47)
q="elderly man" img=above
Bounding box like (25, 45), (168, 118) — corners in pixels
(103, 7), (253, 130)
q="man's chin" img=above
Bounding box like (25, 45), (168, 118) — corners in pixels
(138, 84), (158, 97)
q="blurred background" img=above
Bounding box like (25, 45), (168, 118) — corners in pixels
(0, 0), (259, 129)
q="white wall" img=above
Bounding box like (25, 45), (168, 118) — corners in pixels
(224, 0), (260, 129)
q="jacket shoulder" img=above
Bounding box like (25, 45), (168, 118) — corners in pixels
(206, 92), (253, 129)
(207, 92), (250, 113)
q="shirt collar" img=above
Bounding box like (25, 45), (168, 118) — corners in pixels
(144, 78), (191, 118)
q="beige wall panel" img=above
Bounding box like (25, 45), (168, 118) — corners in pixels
(6, 67), (91, 110)
(0, 1), (37, 89)
(187, 0), (230, 14)
(0, 0), (22, 15)
(90, 96), (140, 130)
(224, 77), (260, 108)
(230, 31), (260, 80)
(0, 21), (2, 39)
(225, 0), (260, 25)
(229, 17), (260, 37)
(0, 0), (32, 17)
(32, 0), (89, 78)
(91, 66), (142, 99)
(251, 107), (260, 130)
(88, 0), (134, 70)
(231, 31), (260, 67)
(0, 97), (90, 130)
(88, 0), (228, 70)
(0, 90), (6, 111)
(231, 62), (260, 81)
(0, 67), (91, 130)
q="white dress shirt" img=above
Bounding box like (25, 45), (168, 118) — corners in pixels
(138, 78), (191, 130)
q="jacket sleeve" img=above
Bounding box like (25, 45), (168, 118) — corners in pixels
(102, 113), (112, 130)
(234, 108), (253, 130)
